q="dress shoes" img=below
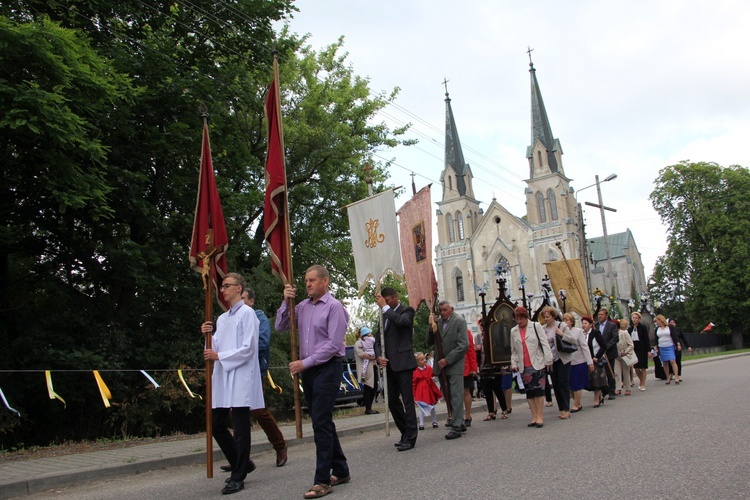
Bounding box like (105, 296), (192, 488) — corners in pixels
(364, 409), (380, 414)
(396, 442), (414, 452)
(608, 395), (616, 400)
(221, 460), (256, 476)
(445, 420), (452, 427)
(460, 424), (467, 432)
(276, 445), (288, 467)
(394, 441), (403, 447)
(445, 430), (462, 440)
(221, 480), (244, 495)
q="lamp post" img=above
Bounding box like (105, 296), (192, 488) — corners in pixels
(576, 174), (618, 300)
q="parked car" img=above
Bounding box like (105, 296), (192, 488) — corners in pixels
(335, 345), (364, 406)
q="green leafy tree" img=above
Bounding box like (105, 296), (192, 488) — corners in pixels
(650, 161), (750, 334)
(1, 2), (410, 446)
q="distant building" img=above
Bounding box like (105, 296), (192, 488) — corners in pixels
(434, 60), (645, 325)
(588, 229), (647, 302)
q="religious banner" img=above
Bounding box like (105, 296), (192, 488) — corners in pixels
(189, 121), (229, 310)
(263, 55), (291, 285)
(346, 189), (403, 293)
(545, 258), (590, 318)
(397, 185), (438, 310)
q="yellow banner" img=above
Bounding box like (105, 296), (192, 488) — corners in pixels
(178, 369), (202, 400)
(93, 370), (112, 408)
(266, 372), (282, 394)
(545, 258), (591, 318)
(45, 370), (66, 408)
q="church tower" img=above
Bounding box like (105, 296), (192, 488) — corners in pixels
(523, 57), (579, 267)
(435, 89), (482, 309)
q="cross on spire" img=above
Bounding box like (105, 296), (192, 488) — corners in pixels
(442, 77), (450, 96)
(527, 46), (534, 66)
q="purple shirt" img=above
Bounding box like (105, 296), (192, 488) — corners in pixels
(275, 291), (349, 369)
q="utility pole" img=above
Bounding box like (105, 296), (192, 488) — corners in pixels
(585, 174), (619, 300)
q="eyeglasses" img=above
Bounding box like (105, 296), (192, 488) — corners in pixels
(220, 283), (240, 290)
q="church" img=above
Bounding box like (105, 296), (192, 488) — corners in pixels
(434, 60), (647, 326)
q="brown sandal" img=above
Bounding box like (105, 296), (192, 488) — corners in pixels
(304, 484), (333, 498)
(330, 475), (350, 486)
(500, 411), (509, 419)
(484, 413), (496, 421)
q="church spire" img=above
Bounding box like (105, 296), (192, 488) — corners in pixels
(443, 81), (468, 196)
(526, 50), (561, 176)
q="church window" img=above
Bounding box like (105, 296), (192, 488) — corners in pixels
(547, 188), (558, 220)
(448, 175), (453, 191)
(456, 212), (465, 240)
(536, 192), (547, 223)
(496, 256), (512, 292)
(537, 151), (543, 170)
(455, 272), (465, 302)
(546, 249), (558, 262)
(446, 213), (455, 242)
(466, 210), (472, 234)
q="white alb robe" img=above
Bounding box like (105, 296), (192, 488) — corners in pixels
(211, 302), (265, 409)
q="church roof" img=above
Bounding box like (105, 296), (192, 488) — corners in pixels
(588, 229), (635, 262)
(444, 92), (468, 196)
(526, 61), (560, 175)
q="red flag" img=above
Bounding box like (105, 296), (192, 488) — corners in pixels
(700, 322), (715, 333)
(397, 185), (438, 310)
(189, 121), (229, 310)
(264, 57), (291, 285)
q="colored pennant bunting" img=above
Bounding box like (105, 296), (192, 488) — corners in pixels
(140, 370), (160, 388)
(0, 386), (20, 416)
(45, 370), (66, 408)
(178, 369), (202, 400)
(93, 371), (112, 408)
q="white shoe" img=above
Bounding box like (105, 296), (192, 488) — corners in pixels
(638, 386), (646, 391)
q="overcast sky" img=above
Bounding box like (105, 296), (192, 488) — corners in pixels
(279, 0), (750, 279)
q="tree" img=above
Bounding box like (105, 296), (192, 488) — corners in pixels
(650, 161), (750, 335)
(0, 3), (410, 446)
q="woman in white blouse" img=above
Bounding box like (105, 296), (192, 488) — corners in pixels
(653, 314), (682, 384)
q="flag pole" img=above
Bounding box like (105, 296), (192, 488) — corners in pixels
(202, 228), (215, 478)
(272, 52), (303, 439)
(374, 280), (390, 436)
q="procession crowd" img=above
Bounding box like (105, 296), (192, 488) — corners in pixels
(201, 264), (691, 498)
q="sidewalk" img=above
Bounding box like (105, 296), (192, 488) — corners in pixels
(1, 352), (746, 498)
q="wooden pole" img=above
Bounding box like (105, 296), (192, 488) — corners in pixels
(375, 282), (390, 436)
(272, 53), (303, 439)
(203, 229), (215, 478)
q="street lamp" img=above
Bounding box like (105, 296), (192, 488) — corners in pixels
(574, 174), (618, 299)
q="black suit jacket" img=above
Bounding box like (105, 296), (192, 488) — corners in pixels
(585, 329), (607, 361)
(595, 320), (619, 361)
(628, 323), (650, 352)
(375, 303), (417, 372)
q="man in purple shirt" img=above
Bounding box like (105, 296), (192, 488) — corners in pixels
(275, 265), (350, 499)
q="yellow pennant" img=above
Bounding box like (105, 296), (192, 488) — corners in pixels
(178, 369), (202, 400)
(267, 372), (282, 394)
(45, 371), (66, 408)
(93, 371), (112, 408)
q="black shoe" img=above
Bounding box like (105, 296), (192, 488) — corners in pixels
(535, 423), (544, 428)
(394, 441), (403, 447)
(221, 480), (244, 495)
(396, 442), (414, 451)
(445, 430), (462, 440)
(221, 460), (255, 477)
(444, 420), (452, 427)
(419, 425), (425, 430)
(528, 422), (538, 427)
(432, 422), (439, 428)
(460, 424), (467, 432)
(464, 418), (472, 427)
(608, 395), (616, 400)
(364, 409), (380, 414)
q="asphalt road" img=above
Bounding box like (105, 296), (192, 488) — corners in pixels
(20, 356), (750, 499)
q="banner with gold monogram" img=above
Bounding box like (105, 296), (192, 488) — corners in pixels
(545, 258), (591, 318)
(346, 189), (403, 293)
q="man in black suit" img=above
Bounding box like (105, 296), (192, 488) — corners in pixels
(596, 307), (620, 400)
(375, 287), (418, 452)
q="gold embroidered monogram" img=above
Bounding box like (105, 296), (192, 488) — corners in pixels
(365, 218), (385, 248)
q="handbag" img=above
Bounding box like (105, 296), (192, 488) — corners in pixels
(621, 351), (638, 367)
(555, 322), (578, 353)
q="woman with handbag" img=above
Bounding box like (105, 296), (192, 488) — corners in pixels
(614, 319), (635, 396)
(510, 306), (552, 428)
(628, 312), (650, 391)
(654, 315), (682, 384)
(582, 316), (608, 407)
(540, 306), (576, 420)
(562, 313), (593, 413)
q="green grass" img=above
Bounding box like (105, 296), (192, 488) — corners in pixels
(650, 348), (750, 366)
